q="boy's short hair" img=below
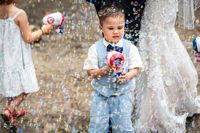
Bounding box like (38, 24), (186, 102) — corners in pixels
(98, 2), (125, 25)
(0, 0), (15, 5)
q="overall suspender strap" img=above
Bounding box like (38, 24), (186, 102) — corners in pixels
(12, 9), (26, 68)
(12, 10), (23, 20)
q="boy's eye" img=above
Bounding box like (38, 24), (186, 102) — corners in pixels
(108, 27), (114, 30)
(118, 26), (123, 30)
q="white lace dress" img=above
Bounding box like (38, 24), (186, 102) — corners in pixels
(0, 10), (39, 97)
(135, 0), (199, 133)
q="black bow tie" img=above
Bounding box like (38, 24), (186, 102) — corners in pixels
(107, 44), (123, 53)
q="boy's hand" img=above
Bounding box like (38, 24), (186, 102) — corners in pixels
(101, 65), (113, 75)
(118, 72), (131, 84)
(118, 68), (141, 84)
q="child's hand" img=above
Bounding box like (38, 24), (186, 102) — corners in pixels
(41, 24), (54, 34)
(118, 72), (131, 84)
(101, 65), (113, 75)
(118, 68), (140, 84)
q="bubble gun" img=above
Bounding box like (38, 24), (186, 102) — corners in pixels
(42, 12), (65, 34)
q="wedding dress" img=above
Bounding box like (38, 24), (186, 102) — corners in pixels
(135, 0), (199, 132)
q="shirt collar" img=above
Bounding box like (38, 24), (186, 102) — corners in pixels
(103, 38), (123, 47)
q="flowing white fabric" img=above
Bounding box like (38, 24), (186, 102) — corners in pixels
(134, 0), (200, 132)
(177, 0), (195, 29)
(177, 0), (200, 29)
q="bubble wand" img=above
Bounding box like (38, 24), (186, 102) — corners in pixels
(42, 12), (65, 34)
(106, 51), (125, 82)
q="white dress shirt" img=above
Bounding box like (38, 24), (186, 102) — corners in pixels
(83, 38), (143, 70)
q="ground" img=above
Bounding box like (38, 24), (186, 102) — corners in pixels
(1, 0), (200, 132)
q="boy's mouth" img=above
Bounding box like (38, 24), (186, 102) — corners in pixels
(113, 36), (120, 39)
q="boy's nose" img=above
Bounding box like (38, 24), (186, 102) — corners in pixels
(113, 30), (118, 34)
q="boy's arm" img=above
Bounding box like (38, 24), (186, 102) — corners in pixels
(118, 44), (143, 84)
(125, 67), (141, 80)
(84, 44), (112, 79)
(128, 45), (143, 70)
(87, 65), (111, 79)
(118, 67), (141, 84)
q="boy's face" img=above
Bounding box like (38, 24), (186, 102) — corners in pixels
(100, 15), (125, 43)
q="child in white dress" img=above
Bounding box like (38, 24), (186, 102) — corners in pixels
(0, 0), (53, 126)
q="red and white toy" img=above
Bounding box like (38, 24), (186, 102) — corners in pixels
(106, 51), (125, 72)
(42, 12), (65, 34)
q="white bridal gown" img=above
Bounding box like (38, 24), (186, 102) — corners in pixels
(135, 0), (200, 133)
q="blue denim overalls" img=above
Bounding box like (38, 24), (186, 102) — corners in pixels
(89, 39), (135, 133)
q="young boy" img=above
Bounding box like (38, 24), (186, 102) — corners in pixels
(86, 0), (146, 45)
(83, 3), (143, 133)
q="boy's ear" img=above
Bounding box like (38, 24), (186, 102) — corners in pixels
(99, 25), (102, 30)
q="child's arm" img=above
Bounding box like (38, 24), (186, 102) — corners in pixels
(118, 67), (141, 84)
(87, 65), (111, 79)
(118, 44), (143, 84)
(16, 10), (53, 44)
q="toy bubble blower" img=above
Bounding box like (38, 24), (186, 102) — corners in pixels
(107, 51), (125, 83)
(107, 51), (125, 73)
(193, 37), (200, 62)
(42, 12), (65, 34)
